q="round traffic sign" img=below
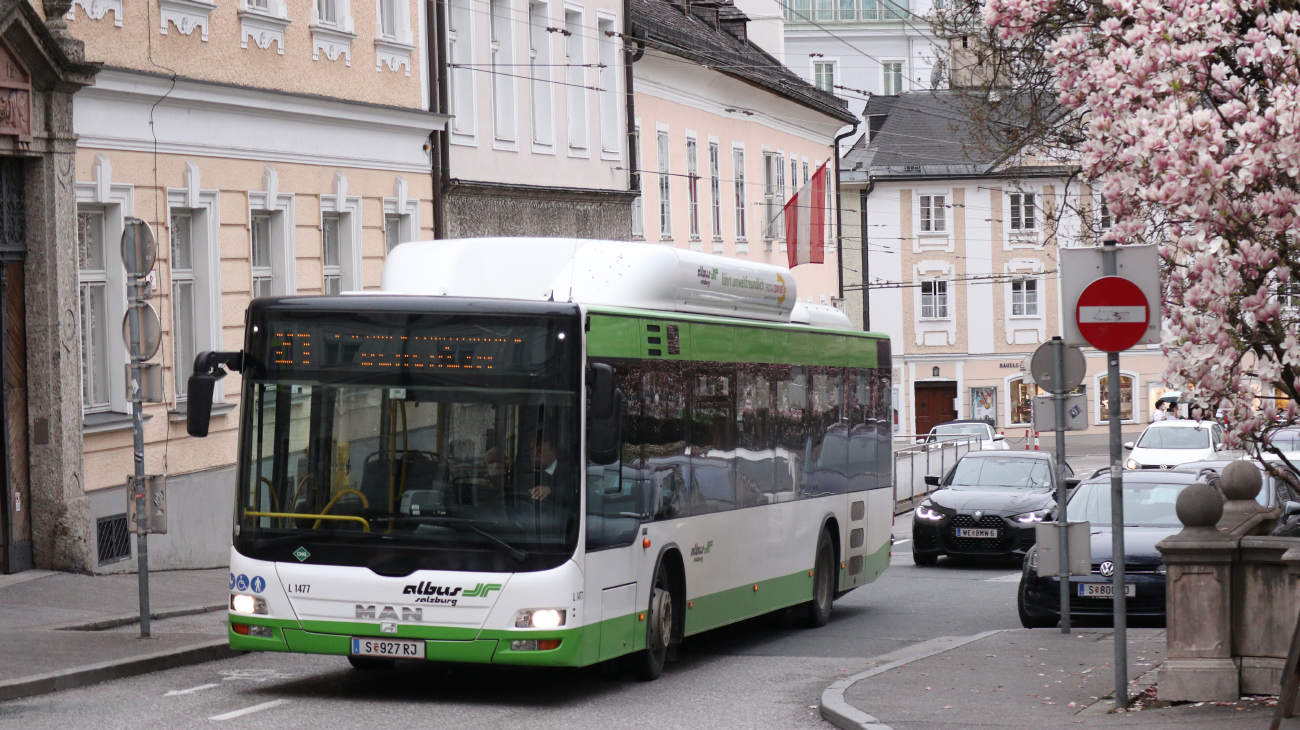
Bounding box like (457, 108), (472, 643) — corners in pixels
(1076, 276), (1149, 352)
(1029, 342), (1087, 394)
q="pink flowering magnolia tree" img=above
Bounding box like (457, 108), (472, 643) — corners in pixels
(983, 0), (1300, 452)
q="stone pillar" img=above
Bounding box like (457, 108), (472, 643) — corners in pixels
(1218, 459), (1274, 535)
(24, 88), (92, 572)
(1157, 481), (1239, 701)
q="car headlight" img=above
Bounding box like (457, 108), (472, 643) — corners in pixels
(515, 609), (567, 629)
(1156, 563), (1167, 575)
(1126, 458), (1140, 470)
(914, 503), (944, 521)
(1015, 509), (1051, 523)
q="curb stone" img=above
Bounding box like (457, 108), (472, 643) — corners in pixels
(0, 639), (243, 703)
(819, 630), (1006, 730)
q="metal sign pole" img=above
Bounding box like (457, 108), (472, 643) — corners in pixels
(122, 220), (152, 640)
(1051, 337), (1070, 634)
(1102, 244), (1127, 709)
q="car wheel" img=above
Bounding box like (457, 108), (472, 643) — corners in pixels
(913, 551), (938, 566)
(1017, 579), (1057, 629)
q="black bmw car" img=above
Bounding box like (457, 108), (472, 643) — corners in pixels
(911, 451), (1076, 565)
(1017, 470), (1197, 628)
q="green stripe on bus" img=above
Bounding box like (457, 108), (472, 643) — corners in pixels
(586, 310), (881, 368)
(684, 569), (816, 636)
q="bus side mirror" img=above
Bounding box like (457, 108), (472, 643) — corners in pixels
(587, 390), (624, 466)
(588, 363), (616, 421)
(187, 351), (243, 438)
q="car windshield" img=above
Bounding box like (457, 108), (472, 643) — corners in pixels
(931, 424), (988, 439)
(947, 456), (1053, 490)
(1137, 427), (1211, 449)
(1268, 431), (1300, 451)
(1069, 480), (1188, 526)
(233, 307), (581, 573)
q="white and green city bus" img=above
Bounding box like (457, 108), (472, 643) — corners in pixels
(187, 238), (893, 679)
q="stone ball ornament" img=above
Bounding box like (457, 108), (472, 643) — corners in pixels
(1219, 460), (1262, 502)
(1176, 481), (1224, 528)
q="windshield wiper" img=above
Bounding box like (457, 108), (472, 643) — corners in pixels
(376, 516), (528, 562)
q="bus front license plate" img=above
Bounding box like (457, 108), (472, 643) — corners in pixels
(1077, 583), (1136, 598)
(351, 638), (425, 659)
(955, 528), (998, 538)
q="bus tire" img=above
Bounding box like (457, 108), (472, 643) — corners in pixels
(629, 560), (674, 681)
(347, 655), (396, 671)
(805, 528), (836, 628)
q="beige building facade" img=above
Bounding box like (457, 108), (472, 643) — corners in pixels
(56, 0), (446, 572)
(841, 92), (1168, 450)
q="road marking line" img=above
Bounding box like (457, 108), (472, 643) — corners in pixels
(986, 573), (1022, 582)
(209, 699), (289, 721)
(165, 683), (219, 696)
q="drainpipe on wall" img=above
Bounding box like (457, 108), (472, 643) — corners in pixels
(832, 122), (859, 302)
(860, 178), (873, 331)
(429, 0), (451, 239)
(624, 0), (642, 202)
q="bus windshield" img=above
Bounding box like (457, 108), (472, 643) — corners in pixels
(234, 305), (581, 573)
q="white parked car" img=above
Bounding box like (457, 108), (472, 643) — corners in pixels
(924, 420), (1009, 451)
(1124, 420), (1225, 470)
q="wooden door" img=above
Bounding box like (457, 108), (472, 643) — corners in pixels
(914, 382), (958, 437)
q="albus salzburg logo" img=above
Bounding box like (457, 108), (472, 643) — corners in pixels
(402, 581), (502, 605)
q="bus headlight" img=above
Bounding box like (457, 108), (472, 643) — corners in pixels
(515, 609), (566, 629)
(230, 594), (268, 615)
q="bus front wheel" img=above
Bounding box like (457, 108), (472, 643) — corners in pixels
(805, 528), (836, 628)
(629, 561), (674, 681)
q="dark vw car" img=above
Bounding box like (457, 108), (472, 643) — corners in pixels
(912, 451), (1076, 565)
(1017, 470), (1196, 628)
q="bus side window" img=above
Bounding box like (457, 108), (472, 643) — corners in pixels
(689, 367), (736, 514)
(736, 363), (776, 508)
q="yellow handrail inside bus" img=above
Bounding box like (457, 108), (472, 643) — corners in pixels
(312, 489), (370, 529)
(246, 511), (370, 532)
(257, 477), (281, 513)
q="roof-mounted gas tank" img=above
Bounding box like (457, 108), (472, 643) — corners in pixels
(381, 237), (812, 324)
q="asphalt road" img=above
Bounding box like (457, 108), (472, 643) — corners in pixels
(0, 516), (1030, 730)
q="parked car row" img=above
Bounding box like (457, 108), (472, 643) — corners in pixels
(909, 444), (1300, 629)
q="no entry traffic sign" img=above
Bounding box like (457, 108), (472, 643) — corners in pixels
(1076, 276), (1150, 352)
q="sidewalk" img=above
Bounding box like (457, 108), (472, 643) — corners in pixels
(0, 568), (238, 701)
(822, 628), (1293, 729)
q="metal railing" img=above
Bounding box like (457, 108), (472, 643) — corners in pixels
(891, 434), (985, 512)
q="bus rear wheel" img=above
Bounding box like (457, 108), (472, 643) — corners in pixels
(805, 528), (836, 628)
(629, 561), (674, 681)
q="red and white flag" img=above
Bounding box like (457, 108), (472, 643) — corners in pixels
(784, 161), (829, 268)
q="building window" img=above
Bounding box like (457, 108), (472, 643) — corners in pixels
(528, 1), (553, 146)
(1098, 198), (1112, 230)
(763, 152), (784, 242)
(248, 0), (270, 9)
(448, 0), (475, 137)
(657, 130), (671, 238)
(631, 126), (644, 238)
(170, 213), (196, 400)
(882, 60), (903, 95)
(490, 0), (516, 143)
(838, 0), (855, 21)
(385, 215), (402, 253)
(316, 0), (338, 25)
(687, 137), (700, 241)
(598, 16), (619, 156)
(1009, 376), (1042, 425)
(1098, 374), (1135, 422)
(251, 214), (274, 298)
(565, 8), (588, 152)
(709, 141), (722, 247)
(815, 0), (832, 21)
(1280, 282), (1300, 308)
(378, 0), (399, 37)
(322, 215), (342, 295)
(1009, 192), (1036, 230)
(733, 147), (747, 241)
(919, 194), (946, 232)
(814, 61), (835, 92)
(920, 279), (948, 319)
(382, 184), (419, 259)
(78, 210), (111, 413)
(1011, 278), (1038, 316)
